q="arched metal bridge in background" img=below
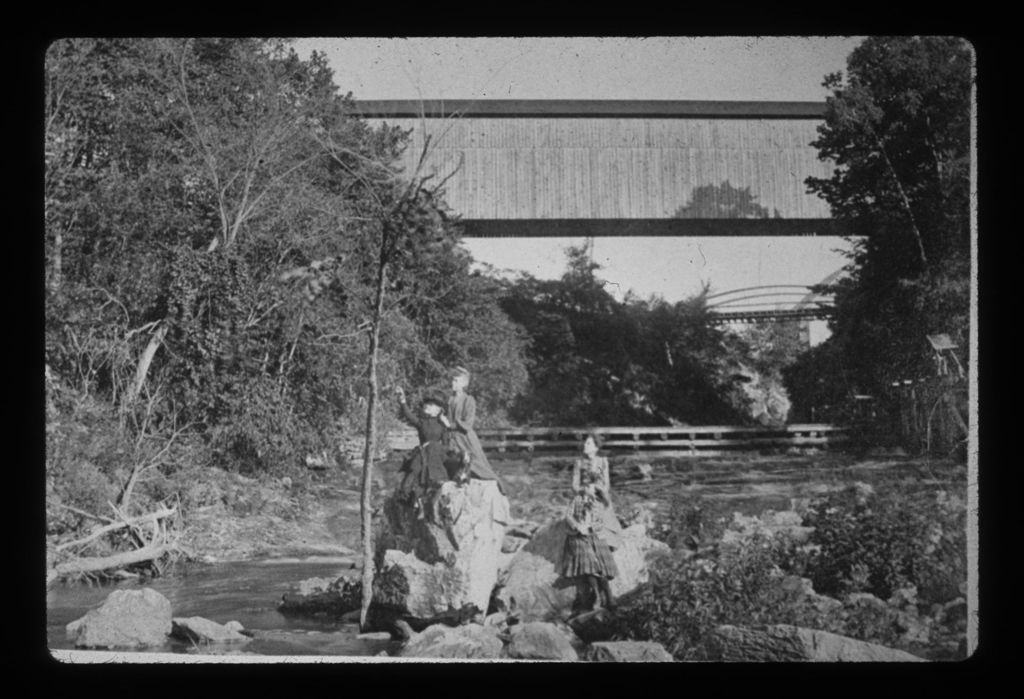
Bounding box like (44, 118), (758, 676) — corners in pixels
(705, 269), (843, 325)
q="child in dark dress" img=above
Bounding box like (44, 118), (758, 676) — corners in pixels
(396, 388), (450, 520)
(559, 483), (619, 613)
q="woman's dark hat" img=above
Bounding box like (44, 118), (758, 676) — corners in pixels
(421, 394), (446, 409)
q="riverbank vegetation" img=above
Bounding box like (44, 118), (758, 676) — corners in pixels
(610, 482), (968, 660)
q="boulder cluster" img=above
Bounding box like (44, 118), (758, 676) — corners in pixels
(64, 480), (950, 661)
(276, 485), (945, 661)
(64, 587), (252, 650)
(278, 481), (675, 659)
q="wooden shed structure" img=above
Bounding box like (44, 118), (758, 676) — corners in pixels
(354, 100), (841, 238)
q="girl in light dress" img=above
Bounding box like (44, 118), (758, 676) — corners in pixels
(571, 432), (623, 549)
(559, 433), (622, 613)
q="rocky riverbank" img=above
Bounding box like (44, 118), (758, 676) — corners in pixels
(272, 488), (964, 661)
(56, 451), (968, 661)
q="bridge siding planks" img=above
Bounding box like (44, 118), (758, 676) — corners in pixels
(375, 116), (833, 221)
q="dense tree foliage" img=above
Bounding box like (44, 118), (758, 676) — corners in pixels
(500, 245), (788, 426)
(44, 39), (529, 538)
(788, 37), (972, 416)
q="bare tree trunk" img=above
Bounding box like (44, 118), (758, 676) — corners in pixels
(122, 323), (169, 410)
(51, 222), (63, 293)
(943, 389), (968, 436)
(872, 129), (930, 269)
(359, 257), (388, 631)
(277, 311), (304, 384)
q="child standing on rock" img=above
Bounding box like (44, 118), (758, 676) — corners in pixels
(559, 483), (618, 614)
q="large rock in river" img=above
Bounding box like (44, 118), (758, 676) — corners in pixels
(373, 479), (510, 619)
(398, 622), (505, 659)
(171, 617), (251, 645)
(704, 624), (925, 662)
(279, 575), (362, 617)
(506, 621), (579, 661)
(495, 519), (669, 622)
(65, 588), (172, 648)
(586, 641), (674, 662)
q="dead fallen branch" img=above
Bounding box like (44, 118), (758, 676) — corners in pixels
(51, 541), (172, 578)
(49, 504), (182, 583)
(53, 502), (116, 524)
(56, 506), (177, 552)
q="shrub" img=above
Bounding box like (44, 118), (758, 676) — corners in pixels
(610, 487), (967, 657)
(46, 378), (217, 538)
(48, 459), (120, 536)
(208, 375), (331, 476)
(801, 486), (966, 605)
(170, 464), (226, 510)
(612, 531), (803, 660)
(651, 494), (733, 549)
(45, 392), (131, 534)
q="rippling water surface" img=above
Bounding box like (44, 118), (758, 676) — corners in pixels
(47, 558), (395, 658)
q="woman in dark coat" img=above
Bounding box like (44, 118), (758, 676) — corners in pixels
(396, 388), (450, 518)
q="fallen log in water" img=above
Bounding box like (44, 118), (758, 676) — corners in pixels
(48, 505), (181, 582)
(51, 541), (172, 578)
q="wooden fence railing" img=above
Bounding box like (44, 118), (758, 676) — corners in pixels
(384, 424), (848, 458)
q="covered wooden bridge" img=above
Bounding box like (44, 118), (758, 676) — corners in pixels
(355, 99), (844, 239)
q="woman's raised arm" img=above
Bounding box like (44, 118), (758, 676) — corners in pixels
(397, 400), (419, 427)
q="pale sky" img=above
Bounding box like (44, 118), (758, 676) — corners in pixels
(292, 37), (863, 103)
(292, 37), (862, 340)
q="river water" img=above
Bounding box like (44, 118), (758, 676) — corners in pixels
(47, 557), (397, 658)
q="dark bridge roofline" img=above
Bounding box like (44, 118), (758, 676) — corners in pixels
(350, 99), (827, 119)
(459, 218), (851, 238)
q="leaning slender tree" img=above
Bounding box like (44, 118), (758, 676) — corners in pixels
(319, 108), (463, 629)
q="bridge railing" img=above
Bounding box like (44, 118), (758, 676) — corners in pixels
(384, 424), (848, 457)
(706, 307), (835, 324)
